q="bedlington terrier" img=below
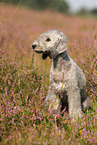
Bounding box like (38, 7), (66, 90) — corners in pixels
(32, 30), (92, 120)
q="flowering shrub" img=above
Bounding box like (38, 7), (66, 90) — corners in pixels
(0, 4), (97, 145)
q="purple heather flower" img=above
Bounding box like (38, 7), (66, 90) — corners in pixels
(10, 135), (12, 140)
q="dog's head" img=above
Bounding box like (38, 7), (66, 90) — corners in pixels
(32, 30), (67, 59)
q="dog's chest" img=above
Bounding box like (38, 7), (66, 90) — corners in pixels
(50, 58), (70, 82)
(51, 69), (64, 82)
(50, 58), (73, 91)
(50, 68), (66, 92)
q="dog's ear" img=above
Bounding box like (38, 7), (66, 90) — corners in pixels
(50, 38), (67, 59)
(56, 38), (67, 54)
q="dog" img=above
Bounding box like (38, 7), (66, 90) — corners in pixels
(32, 30), (92, 120)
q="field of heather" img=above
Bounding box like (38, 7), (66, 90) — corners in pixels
(0, 4), (97, 145)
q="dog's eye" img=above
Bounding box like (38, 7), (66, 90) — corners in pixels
(46, 38), (51, 42)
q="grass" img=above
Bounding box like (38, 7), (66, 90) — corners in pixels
(0, 4), (97, 145)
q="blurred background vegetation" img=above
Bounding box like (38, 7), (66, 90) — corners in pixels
(76, 8), (97, 17)
(4, 0), (69, 13)
(3, 0), (97, 17)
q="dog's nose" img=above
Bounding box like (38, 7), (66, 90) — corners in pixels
(32, 44), (37, 49)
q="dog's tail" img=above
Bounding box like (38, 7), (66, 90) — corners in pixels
(82, 96), (92, 109)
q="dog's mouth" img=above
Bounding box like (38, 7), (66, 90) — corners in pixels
(34, 50), (50, 59)
(34, 50), (43, 54)
(42, 52), (50, 59)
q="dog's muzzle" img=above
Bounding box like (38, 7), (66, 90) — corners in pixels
(32, 44), (37, 49)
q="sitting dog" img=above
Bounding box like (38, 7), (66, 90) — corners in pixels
(32, 30), (92, 120)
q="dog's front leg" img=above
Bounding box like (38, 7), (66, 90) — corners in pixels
(45, 87), (60, 113)
(67, 86), (82, 121)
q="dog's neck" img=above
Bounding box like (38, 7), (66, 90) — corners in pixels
(61, 51), (70, 61)
(51, 51), (71, 70)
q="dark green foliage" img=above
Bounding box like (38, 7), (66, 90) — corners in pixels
(76, 7), (97, 17)
(4, 0), (69, 13)
(76, 8), (90, 15)
(91, 8), (97, 15)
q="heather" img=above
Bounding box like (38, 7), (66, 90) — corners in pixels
(0, 5), (97, 145)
